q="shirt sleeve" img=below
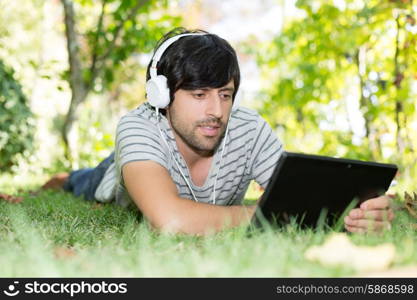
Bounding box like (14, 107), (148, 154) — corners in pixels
(115, 113), (169, 176)
(249, 117), (284, 189)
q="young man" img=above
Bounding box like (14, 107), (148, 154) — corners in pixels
(46, 28), (394, 235)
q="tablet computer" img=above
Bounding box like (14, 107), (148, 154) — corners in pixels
(252, 152), (398, 228)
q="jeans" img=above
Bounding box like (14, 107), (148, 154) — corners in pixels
(63, 152), (114, 201)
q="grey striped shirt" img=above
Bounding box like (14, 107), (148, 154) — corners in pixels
(95, 102), (283, 207)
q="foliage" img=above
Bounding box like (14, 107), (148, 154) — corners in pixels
(73, 98), (117, 168)
(67, 0), (181, 92)
(60, 0), (182, 163)
(0, 60), (35, 172)
(255, 0), (417, 188)
(0, 0), (182, 170)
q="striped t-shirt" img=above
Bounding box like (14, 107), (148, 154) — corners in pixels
(95, 102), (284, 207)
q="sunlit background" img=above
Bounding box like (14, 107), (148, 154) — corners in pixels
(1, 0), (416, 192)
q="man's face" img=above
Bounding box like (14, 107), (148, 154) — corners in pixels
(167, 81), (234, 154)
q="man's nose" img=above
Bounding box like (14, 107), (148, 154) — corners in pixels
(206, 94), (223, 119)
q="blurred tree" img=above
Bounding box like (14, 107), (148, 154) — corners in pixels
(256, 0), (416, 168)
(60, 0), (180, 162)
(0, 60), (35, 172)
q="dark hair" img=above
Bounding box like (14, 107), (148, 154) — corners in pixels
(146, 27), (240, 104)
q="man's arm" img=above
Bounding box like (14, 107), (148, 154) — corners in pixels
(123, 161), (256, 235)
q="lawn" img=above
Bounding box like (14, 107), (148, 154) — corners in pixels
(1, 174), (417, 277)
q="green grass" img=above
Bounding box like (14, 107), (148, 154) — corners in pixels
(1, 174), (417, 277)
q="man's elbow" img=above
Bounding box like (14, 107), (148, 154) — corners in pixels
(153, 218), (184, 234)
(148, 212), (211, 236)
(147, 212), (188, 234)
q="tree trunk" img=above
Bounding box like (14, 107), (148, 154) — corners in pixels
(393, 13), (405, 155)
(61, 0), (87, 163)
(60, 0), (150, 164)
(355, 46), (381, 159)
(355, 47), (370, 139)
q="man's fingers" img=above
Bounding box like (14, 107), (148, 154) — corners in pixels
(348, 208), (364, 219)
(362, 209), (394, 221)
(349, 206), (394, 221)
(344, 216), (390, 231)
(360, 195), (391, 210)
(344, 224), (366, 234)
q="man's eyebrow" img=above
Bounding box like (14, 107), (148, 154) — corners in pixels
(191, 87), (235, 92)
(219, 87), (235, 92)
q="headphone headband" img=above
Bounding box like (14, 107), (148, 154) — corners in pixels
(150, 32), (207, 78)
(146, 32), (207, 109)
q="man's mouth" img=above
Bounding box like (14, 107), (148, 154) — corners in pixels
(198, 124), (221, 137)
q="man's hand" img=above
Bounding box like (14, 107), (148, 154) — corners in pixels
(344, 195), (394, 233)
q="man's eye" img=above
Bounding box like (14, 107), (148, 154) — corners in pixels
(220, 94), (232, 100)
(193, 93), (205, 99)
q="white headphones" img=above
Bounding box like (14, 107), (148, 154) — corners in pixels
(146, 33), (207, 109)
(146, 32), (233, 205)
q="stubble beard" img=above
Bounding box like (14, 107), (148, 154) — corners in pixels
(169, 111), (226, 156)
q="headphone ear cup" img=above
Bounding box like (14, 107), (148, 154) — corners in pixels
(146, 75), (170, 108)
